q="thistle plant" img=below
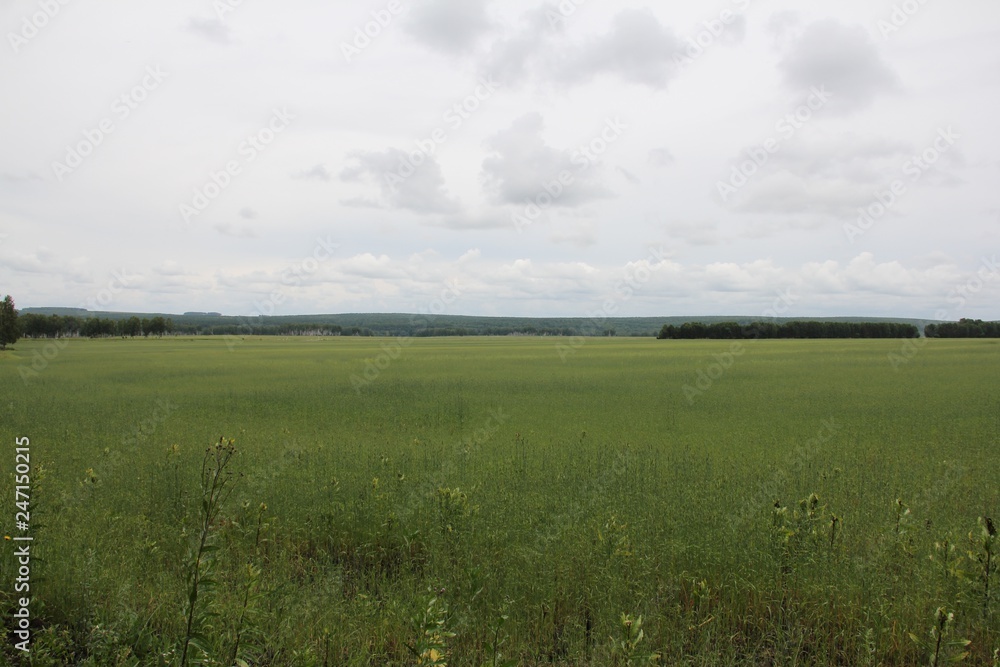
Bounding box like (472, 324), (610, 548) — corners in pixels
(484, 603), (517, 667)
(611, 613), (660, 666)
(908, 607), (970, 666)
(436, 487), (474, 537)
(969, 516), (996, 616)
(230, 501), (268, 667)
(180, 437), (239, 666)
(891, 497), (916, 559)
(167, 443), (183, 513)
(930, 537), (967, 603)
(932, 539), (962, 579)
(408, 591), (455, 666)
(772, 493), (832, 574)
(435, 486), (475, 567)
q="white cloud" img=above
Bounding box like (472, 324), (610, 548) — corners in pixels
(0, 1), (996, 320)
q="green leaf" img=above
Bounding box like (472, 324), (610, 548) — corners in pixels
(187, 632), (212, 656)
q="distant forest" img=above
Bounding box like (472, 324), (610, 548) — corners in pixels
(924, 319), (1000, 338)
(657, 320), (920, 339)
(15, 309), (999, 340)
(657, 318), (1000, 340)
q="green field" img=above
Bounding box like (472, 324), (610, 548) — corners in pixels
(1, 336), (998, 665)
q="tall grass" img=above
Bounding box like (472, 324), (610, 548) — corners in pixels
(0, 336), (997, 664)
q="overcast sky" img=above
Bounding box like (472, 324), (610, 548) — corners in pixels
(1, 0), (998, 319)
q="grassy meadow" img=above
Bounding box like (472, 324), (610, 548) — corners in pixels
(1, 335), (998, 665)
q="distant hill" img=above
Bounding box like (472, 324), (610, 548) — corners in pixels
(20, 308), (944, 337)
(22, 307), (89, 316)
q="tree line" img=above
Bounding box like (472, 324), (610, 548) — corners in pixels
(18, 313), (175, 338)
(14, 312), (602, 339)
(658, 320), (921, 340)
(4, 294), (997, 348)
(925, 319), (1000, 338)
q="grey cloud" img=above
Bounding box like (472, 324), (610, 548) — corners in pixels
(764, 136), (913, 183)
(294, 164), (332, 182)
(766, 10), (801, 49)
(725, 132), (967, 216)
(481, 112), (615, 208)
(779, 20), (899, 114)
(741, 218), (827, 240)
(340, 149), (461, 216)
(648, 148), (674, 167)
(405, 0), (494, 55)
(431, 211), (512, 231)
(340, 196), (385, 210)
(551, 8), (683, 89)
(185, 17), (232, 44)
(667, 221), (722, 246)
(483, 7), (684, 90)
(1, 172), (44, 183)
(481, 3), (562, 85)
(724, 14), (748, 45)
(547, 228), (598, 248)
(617, 166), (640, 185)
(735, 172), (874, 218)
(214, 223), (258, 239)
(910, 252), (955, 271)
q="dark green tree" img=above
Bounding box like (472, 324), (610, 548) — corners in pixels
(0, 295), (20, 349)
(123, 316), (142, 337)
(148, 316), (168, 337)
